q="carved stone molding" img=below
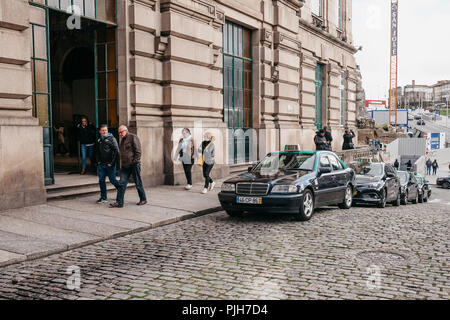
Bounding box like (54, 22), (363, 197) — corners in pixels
(273, 31), (301, 54)
(155, 36), (169, 56)
(160, 0), (224, 26)
(274, 0), (305, 10)
(271, 66), (279, 83)
(260, 28), (273, 46)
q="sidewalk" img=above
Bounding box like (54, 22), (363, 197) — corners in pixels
(0, 180), (225, 267)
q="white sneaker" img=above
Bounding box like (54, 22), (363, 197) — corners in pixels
(209, 181), (216, 191)
(201, 188), (208, 194)
(185, 184), (192, 190)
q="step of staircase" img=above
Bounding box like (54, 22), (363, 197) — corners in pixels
(46, 181), (135, 201)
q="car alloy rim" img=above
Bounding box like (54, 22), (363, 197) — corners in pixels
(304, 193), (313, 217)
(345, 187), (352, 206)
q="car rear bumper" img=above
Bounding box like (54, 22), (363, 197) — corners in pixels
(218, 192), (303, 214)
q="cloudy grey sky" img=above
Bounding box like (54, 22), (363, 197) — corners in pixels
(352, 0), (450, 100)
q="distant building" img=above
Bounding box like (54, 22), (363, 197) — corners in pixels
(432, 80), (450, 105)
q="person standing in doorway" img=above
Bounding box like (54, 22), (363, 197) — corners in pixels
(177, 128), (195, 190)
(432, 159), (439, 175)
(394, 159), (400, 170)
(96, 124), (121, 204)
(77, 117), (96, 175)
(110, 125), (147, 208)
(426, 158), (432, 175)
(342, 128), (356, 150)
(323, 126), (333, 151)
(199, 132), (215, 194)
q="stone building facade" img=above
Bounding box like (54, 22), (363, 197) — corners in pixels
(0, 0), (358, 210)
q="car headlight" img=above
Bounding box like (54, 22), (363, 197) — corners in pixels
(221, 183), (235, 192)
(271, 184), (299, 194)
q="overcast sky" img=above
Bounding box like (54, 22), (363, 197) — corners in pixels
(352, 0), (450, 100)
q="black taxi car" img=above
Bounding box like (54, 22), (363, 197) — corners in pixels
(415, 174), (431, 202)
(351, 162), (401, 208)
(218, 150), (355, 221)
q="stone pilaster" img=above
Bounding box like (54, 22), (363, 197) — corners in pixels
(0, 0), (46, 210)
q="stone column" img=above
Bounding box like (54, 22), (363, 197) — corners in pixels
(0, 0), (46, 210)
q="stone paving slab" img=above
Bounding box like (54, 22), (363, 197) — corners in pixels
(0, 216), (99, 247)
(0, 250), (26, 266)
(0, 230), (66, 258)
(0, 208), (129, 238)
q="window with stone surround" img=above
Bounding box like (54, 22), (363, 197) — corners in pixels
(311, 0), (323, 17)
(223, 21), (252, 129)
(336, 0), (344, 30)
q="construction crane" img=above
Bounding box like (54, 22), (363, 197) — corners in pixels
(388, 0), (399, 127)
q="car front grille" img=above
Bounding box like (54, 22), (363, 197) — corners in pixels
(236, 183), (269, 196)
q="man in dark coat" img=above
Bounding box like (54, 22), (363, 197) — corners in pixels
(394, 159), (400, 170)
(314, 129), (328, 151)
(342, 129), (356, 150)
(406, 160), (412, 171)
(426, 158), (432, 175)
(96, 124), (121, 204)
(110, 125), (147, 208)
(432, 159), (439, 175)
(77, 117), (96, 175)
(323, 126), (333, 151)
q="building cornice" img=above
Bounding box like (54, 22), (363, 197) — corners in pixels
(299, 17), (358, 54)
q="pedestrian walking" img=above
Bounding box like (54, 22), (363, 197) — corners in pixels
(110, 126), (147, 208)
(394, 159), (399, 170)
(426, 158), (432, 175)
(176, 128), (196, 190)
(432, 159), (439, 175)
(406, 160), (412, 172)
(198, 132), (216, 194)
(77, 117), (96, 175)
(314, 129), (328, 151)
(96, 124), (121, 204)
(342, 128), (356, 150)
(54, 125), (69, 156)
(323, 126), (333, 151)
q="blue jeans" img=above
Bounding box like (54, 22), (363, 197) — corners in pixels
(81, 144), (94, 170)
(98, 164), (120, 200)
(427, 166), (431, 175)
(116, 164), (147, 205)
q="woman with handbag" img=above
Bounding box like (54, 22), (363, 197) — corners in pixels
(198, 132), (215, 194)
(177, 128), (195, 190)
(342, 128), (356, 150)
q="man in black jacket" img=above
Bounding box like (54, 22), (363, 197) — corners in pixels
(314, 129), (328, 151)
(323, 126), (333, 151)
(96, 124), (121, 204)
(77, 117), (96, 175)
(342, 129), (356, 150)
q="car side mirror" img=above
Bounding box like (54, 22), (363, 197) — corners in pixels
(248, 166), (253, 172)
(318, 167), (332, 175)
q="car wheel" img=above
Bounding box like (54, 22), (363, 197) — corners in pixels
(443, 182), (450, 189)
(393, 190), (401, 206)
(412, 191), (418, 204)
(418, 192), (423, 203)
(401, 191), (408, 205)
(338, 185), (353, 209)
(423, 194), (428, 202)
(295, 190), (314, 221)
(225, 210), (242, 217)
(377, 189), (387, 208)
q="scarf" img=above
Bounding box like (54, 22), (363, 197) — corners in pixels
(181, 135), (192, 150)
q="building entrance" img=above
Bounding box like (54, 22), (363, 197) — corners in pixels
(29, 1), (117, 184)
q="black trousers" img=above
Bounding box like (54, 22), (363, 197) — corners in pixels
(203, 163), (214, 189)
(183, 163), (193, 185)
(116, 164), (147, 205)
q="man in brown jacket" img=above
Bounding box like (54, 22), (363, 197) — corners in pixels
(110, 125), (147, 208)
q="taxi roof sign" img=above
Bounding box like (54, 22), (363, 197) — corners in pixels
(284, 144), (300, 151)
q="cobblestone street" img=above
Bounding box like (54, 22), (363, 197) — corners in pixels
(0, 187), (448, 300)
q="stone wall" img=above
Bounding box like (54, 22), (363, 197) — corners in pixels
(0, 0), (46, 210)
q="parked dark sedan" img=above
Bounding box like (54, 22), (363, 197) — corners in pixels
(417, 119), (425, 125)
(436, 176), (450, 189)
(218, 151), (356, 221)
(351, 162), (401, 208)
(415, 174), (431, 202)
(397, 170), (419, 204)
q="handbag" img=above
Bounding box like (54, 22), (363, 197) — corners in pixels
(197, 141), (213, 166)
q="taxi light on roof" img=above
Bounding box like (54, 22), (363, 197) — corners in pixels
(285, 144), (300, 151)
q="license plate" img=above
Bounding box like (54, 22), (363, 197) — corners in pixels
(237, 196), (262, 204)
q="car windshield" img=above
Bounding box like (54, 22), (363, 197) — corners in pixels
(353, 163), (383, 177)
(253, 152), (316, 175)
(398, 171), (408, 184)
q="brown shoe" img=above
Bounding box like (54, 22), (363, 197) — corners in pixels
(81, 169), (86, 175)
(109, 202), (123, 208)
(137, 201), (147, 206)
